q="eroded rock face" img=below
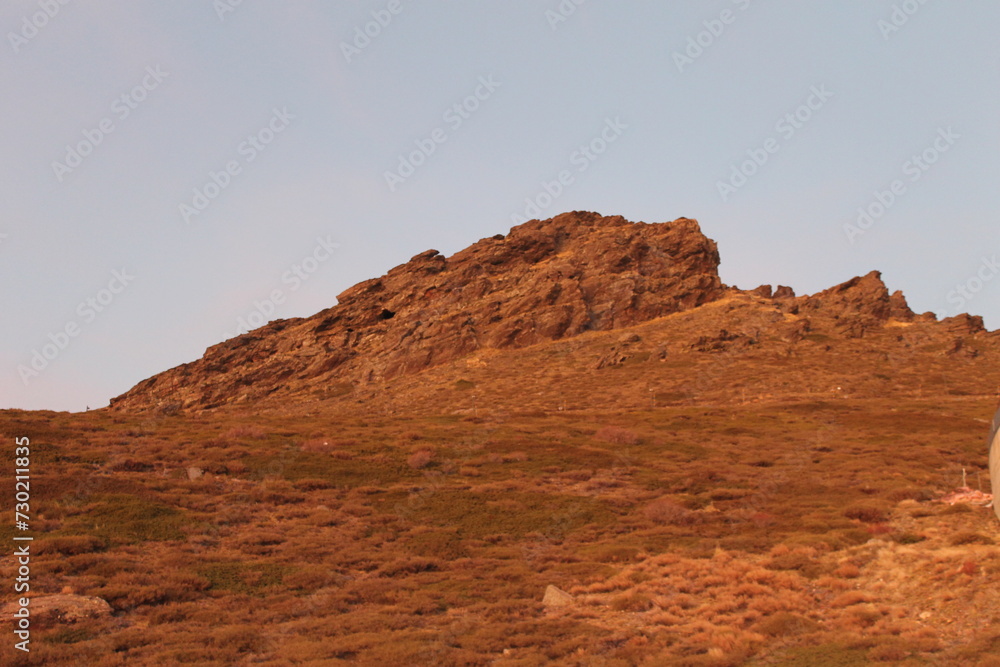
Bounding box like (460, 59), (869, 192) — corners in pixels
(795, 270), (914, 338)
(110, 212), (725, 410)
(108, 212), (985, 413)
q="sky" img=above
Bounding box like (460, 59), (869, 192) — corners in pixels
(1, 1), (998, 412)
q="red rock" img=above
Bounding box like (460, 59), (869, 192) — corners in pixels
(110, 213), (724, 411)
(108, 213), (992, 412)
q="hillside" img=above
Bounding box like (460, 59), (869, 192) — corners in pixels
(4, 212), (1000, 666)
(112, 212), (995, 417)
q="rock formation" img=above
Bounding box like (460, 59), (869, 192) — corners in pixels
(109, 211), (989, 412)
(111, 212), (724, 410)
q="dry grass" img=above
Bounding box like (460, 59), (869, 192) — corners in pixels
(2, 316), (1000, 665)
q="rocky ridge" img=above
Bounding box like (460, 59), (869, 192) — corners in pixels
(111, 213), (723, 410)
(109, 212), (988, 412)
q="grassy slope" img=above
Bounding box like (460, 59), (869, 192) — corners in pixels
(2, 297), (1000, 665)
(1, 395), (999, 666)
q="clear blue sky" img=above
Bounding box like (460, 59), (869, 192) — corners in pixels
(2, 1), (998, 411)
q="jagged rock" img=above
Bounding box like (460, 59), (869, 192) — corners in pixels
(106, 212), (993, 412)
(597, 350), (631, 369)
(942, 313), (986, 335)
(889, 290), (915, 322)
(110, 213), (724, 411)
(690, 329), (759, 353)
(780, 319), (812, 343)
(798, 271), (907, 338)
(597, 333), (644, 368)
(801, 271), (891, 319)
(945, 337), (979, 358)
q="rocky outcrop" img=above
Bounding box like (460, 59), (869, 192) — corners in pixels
(108, 212), (991, 413)
(794, 271), (915, 338)
(110, 212), (725, 411)
(542, 585), (575, 608)
(0, 595), (111, 625)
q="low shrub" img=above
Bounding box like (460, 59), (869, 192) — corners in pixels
(950, 531), (993, 546)
(36, 535), (107, 555)
(643, 499), (699, 526)
(200, 562), (289, 595)
(610, 593), (653, 612)
(843, 505), (888, 523)
(754, 612), (820, 637)
(65, 494), (186, 544)
(594, 426), (640, 446)
(407, 449), (435, 469)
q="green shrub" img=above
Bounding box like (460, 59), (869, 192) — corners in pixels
(65, 494), (186, 544)
(200, 562), (288, 595)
